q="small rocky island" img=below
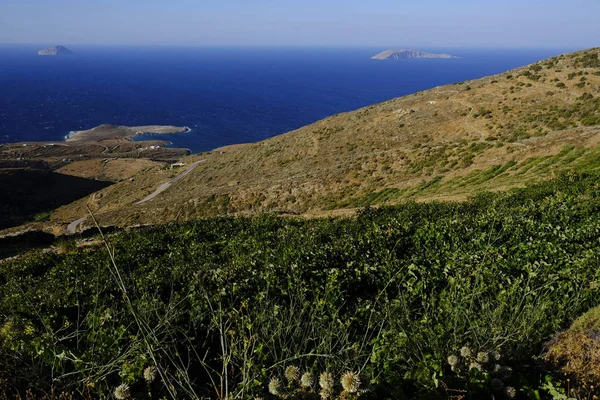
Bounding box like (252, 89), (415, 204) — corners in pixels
(65, 124), (190, 142)
(371, 49), (458, 60)
(38, 45), (75, 56)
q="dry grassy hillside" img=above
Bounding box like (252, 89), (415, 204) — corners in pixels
(53, 48), (600, 231)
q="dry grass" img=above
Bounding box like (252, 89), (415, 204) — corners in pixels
(545, 305), (600, 398)
(56, 158), (162, 181)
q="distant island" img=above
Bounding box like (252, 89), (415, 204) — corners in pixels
(371, 49), (458, 60)
(38, 45), (75, 56)
(65, 124), (190, 142)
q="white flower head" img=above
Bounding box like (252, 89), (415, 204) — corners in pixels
(269, 377), (283, 396)
(460, 346), (472, 358)
(447, 354), (459, 366)
(114, 383), (130, 400)
(285, 365), (300, 383)
(300, 372), (314, 388)
(469, 362), (483, 372)
(340, 371), (361, 393)
(503, 386), (517, 398)
(476, 351), (490, 363)
(144, 365), (157, 384)
(319, 372), (334, 390)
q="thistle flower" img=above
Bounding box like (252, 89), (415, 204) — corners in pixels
(340, 371), (361, 393)
(460, 346), (472, 358)
(469, 362), (483, 372)
(491, 378), (504, 392)
(284, 365), (300, 383)
(447, 354), (459, 367)
(320, 388), (334, 400)
(492, 350), (502, 361)
(476, 351), (490, 363)
(503, 386), (517, 398)
(269, 377), (283, 396)
(319, 372), (334, 390)
(114, 383), (130, 400)
(492, 363), (502, 374)
(301, 372), (314, 388)
(144, 365), (157, 384)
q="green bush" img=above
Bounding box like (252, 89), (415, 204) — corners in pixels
(33, 211), (51, 222)
(574, 52), (600, 68)
(1, 173), (600, 398)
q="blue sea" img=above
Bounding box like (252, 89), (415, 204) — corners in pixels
(0, 45), (574, 153)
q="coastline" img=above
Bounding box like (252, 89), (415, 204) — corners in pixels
(0, 123), (193, 182)
(65, 124), (190, 142)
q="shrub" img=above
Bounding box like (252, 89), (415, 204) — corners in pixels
(545, 305), (600, 398)
(574, 52), (600, 68)
(33, 211), (51, 222)
(530, 64), (543, 72)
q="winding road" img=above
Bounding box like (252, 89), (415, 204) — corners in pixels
(135, 160), (205, 204)
(66, 160), (205, 234)
(66, 216), (88, 235)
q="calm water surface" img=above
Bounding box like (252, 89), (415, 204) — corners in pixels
(0, 45), (574, 153)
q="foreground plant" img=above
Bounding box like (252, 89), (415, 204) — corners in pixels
(445, 345), (516, 398)
(114, 383), (130, 400)
(266, 368), (370, 399)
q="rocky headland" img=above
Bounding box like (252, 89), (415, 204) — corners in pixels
(38, 45), (75, 56)
(371, 49), (458, 60)
(65, 124), (190, 142)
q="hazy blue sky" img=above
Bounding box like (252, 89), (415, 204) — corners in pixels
(1, 0), (598, 48)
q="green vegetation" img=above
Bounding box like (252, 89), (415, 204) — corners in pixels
(1, 173), (600, 399)
(573, 51), (600, 68)
(523, 92), (600, 132)
(33, 211), (51, 222)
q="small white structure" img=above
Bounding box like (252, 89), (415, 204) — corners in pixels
(170, 162), (186, 169)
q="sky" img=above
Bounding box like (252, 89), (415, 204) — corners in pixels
(0, 0), (598, 48)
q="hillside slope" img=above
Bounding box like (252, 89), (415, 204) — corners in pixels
(53, 48), (600, 231)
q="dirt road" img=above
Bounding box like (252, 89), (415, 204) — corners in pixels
(66, 216), (88, 235)
(135, 160), (205, 204)
(66, 160), (205, 234)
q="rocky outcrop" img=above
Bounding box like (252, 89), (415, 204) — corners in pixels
(38, 45), (75, 56)
(371, 49), (458, 60)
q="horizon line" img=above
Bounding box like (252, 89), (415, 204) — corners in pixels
(0, 42), (594, 51)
